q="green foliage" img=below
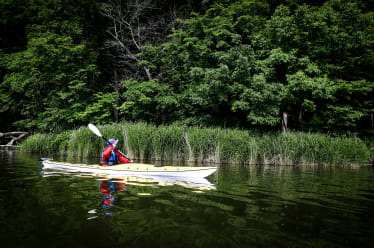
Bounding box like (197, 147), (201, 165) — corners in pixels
(256, 132), (371, 165)
(1, 0), (373, 135)
(134, 0), (373, 133)
(20, 129), (73, 154)
(185, 127), (222, 162)
(21, 122), (371, 165)
(232, 73), (283, 126)
(324, 80), (374, 130)
(119, 79), (179, 123)
(151, 124), (186, 161)
(75, 92), (118, 124)
(52, 130), (72, 153)
(67, 126), (103, 157)
(0, 27), (98, 131)
(124, 122), (155, 160)
(21, 133), (57, 154)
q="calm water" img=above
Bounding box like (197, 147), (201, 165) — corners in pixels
(0, 150), (374, 248)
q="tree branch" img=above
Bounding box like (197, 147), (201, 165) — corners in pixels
(0, 132), (29, 146)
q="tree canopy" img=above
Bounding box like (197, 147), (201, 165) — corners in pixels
(0, 0), (373, 134)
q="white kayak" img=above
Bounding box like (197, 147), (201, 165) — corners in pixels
(41, 160), (217, 178)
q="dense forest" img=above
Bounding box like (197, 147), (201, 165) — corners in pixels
(1, 0), (373, 135)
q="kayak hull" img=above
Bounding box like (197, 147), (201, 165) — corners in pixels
(42, 160), (217, 178)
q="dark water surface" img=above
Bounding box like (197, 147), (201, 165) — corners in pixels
(1, 151), (374, 248)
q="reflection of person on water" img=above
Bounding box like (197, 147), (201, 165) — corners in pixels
(100, 180), (115, 209)
(102, 138), (131, 166)
(99, 179), (127, 214)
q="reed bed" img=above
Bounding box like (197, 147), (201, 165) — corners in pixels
(150, 124), (186, 161)
(20, 123), (371, 165)
(363, 136), (374, 163)
(21, 133), (58, 154)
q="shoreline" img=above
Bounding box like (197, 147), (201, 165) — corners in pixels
(20, 123), (373, 166)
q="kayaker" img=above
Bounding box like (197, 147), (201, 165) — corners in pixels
(102, 138), (131, 166)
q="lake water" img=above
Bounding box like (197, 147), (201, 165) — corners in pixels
(1, 150), (373, 248)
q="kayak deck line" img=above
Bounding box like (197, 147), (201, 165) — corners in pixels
(43, 160), (217, 171)
(42, 160), (217, 178)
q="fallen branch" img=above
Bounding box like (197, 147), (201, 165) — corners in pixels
(0, 131), (29, 146)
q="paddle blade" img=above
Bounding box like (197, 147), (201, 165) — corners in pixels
(88, 123), (102, 137)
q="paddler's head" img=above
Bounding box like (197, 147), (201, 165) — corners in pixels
(107, 138), (118, 147)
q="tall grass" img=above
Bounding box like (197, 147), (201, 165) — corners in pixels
(67, 127), (101, 157)
(125, 122), (155, 160)
(186, 127), (221, 163)
(20, 123), (372, 165)
(21, 133), (58, 154)
(362, 135), (374, 163)
(151, 124), (186, 161)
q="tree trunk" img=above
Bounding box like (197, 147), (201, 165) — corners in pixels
(282, 112), (288, 133)
(297, 109), (303, 129)
(113, 69), (120, 123)
(144, 66), (152, 81)
(371, 112), (373, 129)
(298, 109), (303, 121)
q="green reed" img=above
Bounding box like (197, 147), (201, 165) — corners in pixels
(362, 135), (374, 163)
(185, 127), (222, 163)
(20, 123), (371, 165)
(124, 122), (155, 160)
(216, 129), (256, 164)
(21, 133), (58, 154)
(151, 124), (186, 161)
(67, 127), (100, 157)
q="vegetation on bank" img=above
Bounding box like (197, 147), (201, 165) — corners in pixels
(21, 123), (371, 166)
(1, 0), (373, 137)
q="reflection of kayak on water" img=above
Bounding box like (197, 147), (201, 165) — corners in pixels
(41, 161), (217, 191)
(41, 159), (217, 178)
(110, 175), (215, 190)
(42, 170), (216, 191)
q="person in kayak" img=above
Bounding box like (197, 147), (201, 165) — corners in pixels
(102, 138), (131, 166)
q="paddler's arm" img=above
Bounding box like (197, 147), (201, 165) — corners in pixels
(115, 150), (131, 163)
(102, 145), (114, 159)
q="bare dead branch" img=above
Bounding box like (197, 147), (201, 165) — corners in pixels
(100, 0), (184, 83)
(0, 132), (28, 138)
(0, 132), (29, 146)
